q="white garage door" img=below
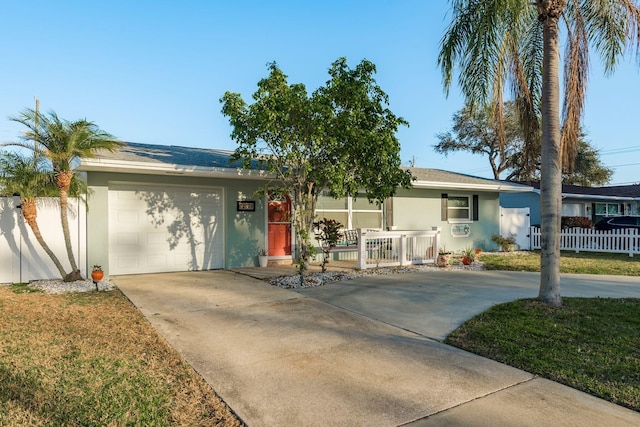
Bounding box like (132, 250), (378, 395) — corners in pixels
(109, 184), (224, 275)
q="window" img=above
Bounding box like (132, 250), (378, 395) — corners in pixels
(315, 191), (383, 229)
(441, 194), (479, 222)
(594, 202), (622, 223)
(448, 196), (470, 220)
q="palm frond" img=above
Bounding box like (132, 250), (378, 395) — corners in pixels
(581, 0), (640, 73)
(561, 1), (590, 173)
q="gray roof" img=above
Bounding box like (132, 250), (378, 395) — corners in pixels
(519, 181), (640, 198)
(86, 142), (529, 191)
(408, 167), (502, 185)
(93, 142), (244, 168)
(406, 167), (530, 191)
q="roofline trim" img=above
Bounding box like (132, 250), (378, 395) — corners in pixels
(412, 180), (533, 192)
(532, 189), (640, 201)
(76, 158), (274, 179)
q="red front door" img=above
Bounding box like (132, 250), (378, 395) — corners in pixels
(268, 195), (292, 256)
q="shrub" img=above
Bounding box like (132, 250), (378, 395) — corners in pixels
(491, 233), (516, 251)
(313, 218), (344, 272)
(561, 216), (592, 229)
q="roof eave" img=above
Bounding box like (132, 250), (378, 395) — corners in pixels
(412, 180), (533, 193)
(561, 193), (640, 201)
(76, 158), (273, 180)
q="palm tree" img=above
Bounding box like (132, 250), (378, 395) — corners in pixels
(5, 109), (123, 281)
(0, 152), (70, 279)
(439, 0), (640, 306)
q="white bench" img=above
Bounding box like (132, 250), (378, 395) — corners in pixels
(329, 229), (360, 253)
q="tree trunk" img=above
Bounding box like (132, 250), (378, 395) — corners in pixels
(56, 170), (82, 281)
(538, 6), (563, 307)
(21, 198), (69, 280)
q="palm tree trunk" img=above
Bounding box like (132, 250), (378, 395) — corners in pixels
(21, 198), (69, 280)
(538, 7), (563, 307)
(57, 170), (82, 281)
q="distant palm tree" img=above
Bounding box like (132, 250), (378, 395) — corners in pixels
(6, 109), (122, 281)
(439, 0), (640, 306)
(0, 152), (70, 279)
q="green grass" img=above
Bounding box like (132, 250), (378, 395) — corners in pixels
(480, 250), (640, 276)
(9, 282), (44, 294)
(0, 287), (242, 426)
(445, 298), (640, 412)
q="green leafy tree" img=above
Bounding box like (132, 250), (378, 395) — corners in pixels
(439, 0), (640, 306)
(221, 58), (412, 275)
(435, 102), (612, 185)
(434, 101), (526, 179)
(563, 138), (613, 186)
(5, 109), (122, 281)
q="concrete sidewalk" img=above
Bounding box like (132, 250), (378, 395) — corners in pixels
(114, 270), (640, 426)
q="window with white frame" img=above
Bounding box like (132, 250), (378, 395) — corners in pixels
(447, 195), (471, 221)
(441, 193), (479, 222)
(594, 202), (621, 223)
(315, 191), (382, 229)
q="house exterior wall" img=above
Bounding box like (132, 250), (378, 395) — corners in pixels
(86, 171), (267, 273)
(392, 188), (501, 252)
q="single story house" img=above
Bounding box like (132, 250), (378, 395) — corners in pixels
(500, 182), (640, 226)
(73, 142), (531, 276)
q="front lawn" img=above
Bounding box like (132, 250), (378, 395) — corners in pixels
(480, 250), (640, 276)
(445, 298), (640, 412)
(0, 286), (243, 426)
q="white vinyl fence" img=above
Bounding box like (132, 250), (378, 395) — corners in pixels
(356, 228), (441, 269)
(0, 197), (86, 283)
(530, 226), (640, 257)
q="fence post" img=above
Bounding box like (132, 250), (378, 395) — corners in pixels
(432, 226), (441, 263)
(357, 228), (367, 270)
(399, 234), (408, 266)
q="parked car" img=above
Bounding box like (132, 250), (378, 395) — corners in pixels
(594, 216), (640, 231)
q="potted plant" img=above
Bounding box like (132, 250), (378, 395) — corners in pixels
(475, 247), (483, 259)
(462, 246), (475, 265)
(258, 249), (269, 268)
(91, 265), (104, 281)
(437, 246), (452, 267)
(491, 233), (517, 252)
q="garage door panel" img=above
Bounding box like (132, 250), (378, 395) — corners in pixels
(116, 232), (139, 246)
(115, 255), (139, 271)
(147, 232), (167, 245)
(109, 185), (224, 274)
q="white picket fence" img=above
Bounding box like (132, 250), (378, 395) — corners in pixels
(0, 196), (87, 283)
(356, 228), (441, 269)
(530, 226), (640, 257)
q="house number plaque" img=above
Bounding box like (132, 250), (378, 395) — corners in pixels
(236, 201), (256, 212)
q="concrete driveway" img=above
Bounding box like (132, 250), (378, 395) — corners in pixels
(296, 270), (640, 341)
(114, 270), (640, 426)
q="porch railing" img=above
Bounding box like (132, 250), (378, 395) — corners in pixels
(356, 227), (441, 270)
(530, 226), (640, 257)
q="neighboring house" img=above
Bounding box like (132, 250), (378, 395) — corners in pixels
(0, 142), (533, 281)
(501, 182), (640, 226)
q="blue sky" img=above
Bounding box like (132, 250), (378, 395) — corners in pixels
(2, 1), (639, 184)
